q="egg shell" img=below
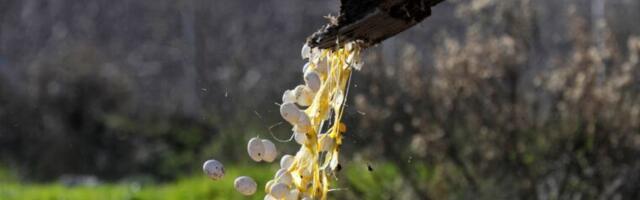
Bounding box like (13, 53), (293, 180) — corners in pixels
(274, 168), (293, 185)
(261, 139), (278, 162)
(280, 154), (294, 169)
(304, 71), (321, 92)
(202, 159), (224, 180)
(282, 90), (296, 103)
(265, 179), (275, 193)
(280, 103), (301, 125)
(234, 176), (257, 196)
(285, 189), (300, 200)
(301, 44), (311, 59)
(269, 183), (289, 199)
(295, 113), (312, 133)
(294, 131), (307, 145)
(294, 85), (314, 107)
(247, 138), (265, 162)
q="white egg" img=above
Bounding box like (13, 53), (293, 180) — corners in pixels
(304, 71), (322, 92)
(247, 137), (265, 162)
(294, 85), (314, 107)
(285, 189), (300, 200)
(280, 155), (294, 169)
(274, 168), (286, 178)
(294, 131), (307, 145)
(345, 43), (354, 52)
(265, 179), (275, 193)
(269, 183), (289, 199)
(301, 44), (311, 59)
(234, 176), (257, 196)
(264, 194), (277, 200)
(282, 90), (296, 103)
(310, 48), (321, 64)
(202, 159), (224, 180)
(274, 168), (293, 185)
(280, 103), (301, 125)
(295, 113), (312, 133)
(302, 62), (311, 74)
(261, 139), (278, 162)
(316, 60), (330, 75)
(318, 134), (334, 152)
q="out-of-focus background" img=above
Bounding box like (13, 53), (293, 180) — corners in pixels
(1, 0), (639, 199)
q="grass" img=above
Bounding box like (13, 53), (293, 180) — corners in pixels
(0, 162), (424, 200)
(0, 166), (275, 200)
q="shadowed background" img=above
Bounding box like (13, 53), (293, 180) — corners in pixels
(1, 0), (640, 199)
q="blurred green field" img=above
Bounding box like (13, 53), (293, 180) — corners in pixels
(0, 166), (274, 200)
(0, 163), (416, 200)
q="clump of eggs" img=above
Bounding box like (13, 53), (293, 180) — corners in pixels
(203, 42), (362, 200)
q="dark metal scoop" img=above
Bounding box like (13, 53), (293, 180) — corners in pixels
(307, 0), (446, 49)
